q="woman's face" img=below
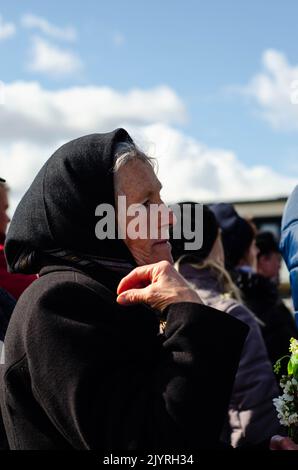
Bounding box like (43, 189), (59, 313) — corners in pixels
(114, 159), (175, 266)
(257, 251), (281, 282)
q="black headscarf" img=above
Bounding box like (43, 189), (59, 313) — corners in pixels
(5, 129), (136, 274)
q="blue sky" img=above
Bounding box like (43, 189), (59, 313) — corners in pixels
(1, 0), (298, 207)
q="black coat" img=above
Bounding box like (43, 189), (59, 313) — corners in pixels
(0, 287), (15, 342)
(232, 269), (297, 366)
(0, 263), (248, 450)
(0, 287), (15, 450)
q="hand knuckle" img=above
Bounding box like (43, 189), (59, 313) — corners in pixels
(160, 260), (171, 272)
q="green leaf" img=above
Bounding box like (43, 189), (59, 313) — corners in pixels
(288, 354), (298, 378)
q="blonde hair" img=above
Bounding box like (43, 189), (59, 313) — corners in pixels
(175, 256), (242, 303)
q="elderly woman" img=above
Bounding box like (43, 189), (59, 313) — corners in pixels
(0, 129), (248, 450)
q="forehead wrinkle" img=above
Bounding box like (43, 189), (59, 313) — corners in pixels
(115, 159), (162, 199)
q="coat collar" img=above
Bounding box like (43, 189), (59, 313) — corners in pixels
(39, 262), (124, 294)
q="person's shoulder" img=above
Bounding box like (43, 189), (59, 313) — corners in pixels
(23, 268), (113, 298)
(12, 268), (116, 328)
(209, 294), (238, 313)
(227, 301), (264, 330)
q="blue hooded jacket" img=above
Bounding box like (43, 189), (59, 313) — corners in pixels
(280, 185), (298, 328)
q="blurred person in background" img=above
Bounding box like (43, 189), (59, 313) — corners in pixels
(0, 177), (17, 348)
(170, 202), (280, 448)
(256, 230), (297, 355)
(211, 203), (297, 367)
(256, 231), (282, 284)
(280, 185), (298, 330)
(0, 178), (36, 300)
(0, 177), (16, 450)
(269, 185), (298, 451)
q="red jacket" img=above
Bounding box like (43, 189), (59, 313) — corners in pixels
(0, 243), (37, 300)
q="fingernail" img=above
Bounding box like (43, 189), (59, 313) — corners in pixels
(117, 294), (129, 304)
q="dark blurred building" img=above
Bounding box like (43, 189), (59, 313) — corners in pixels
(233, 197), (287, 240)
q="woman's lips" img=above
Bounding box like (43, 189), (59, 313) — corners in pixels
(153, 240), (170, 246)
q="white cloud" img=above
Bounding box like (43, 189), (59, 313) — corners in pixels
(0, 142), (51, 213)
(242, 49), (298, 131)
(0, 80), (297, 215)
(0, 81), (186, 144)
(21, 13), (76, 41)
(112, 32), (125, 47)
(27, 36), (82, 77)
(129, 123), (298, 203)
(0, 15), (16, 40)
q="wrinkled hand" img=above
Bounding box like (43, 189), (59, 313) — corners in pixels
(117, 260), (202, 312)
(270, 435), (298, 450)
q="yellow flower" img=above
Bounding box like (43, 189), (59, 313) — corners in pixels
(289, 338), (298, 355)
